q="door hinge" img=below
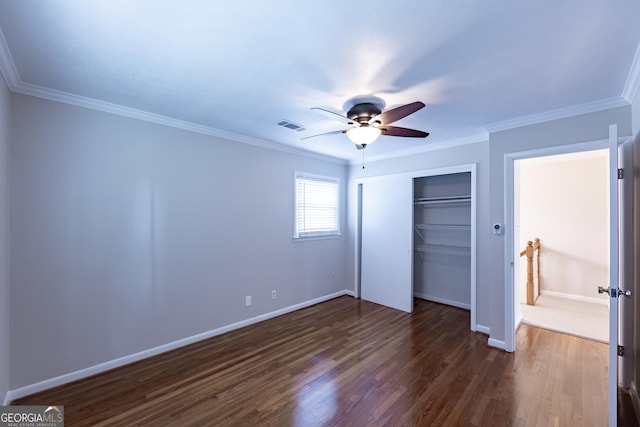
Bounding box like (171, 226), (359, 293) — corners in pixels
(618, 168), (624, 179)
(618, 345), (624, 357)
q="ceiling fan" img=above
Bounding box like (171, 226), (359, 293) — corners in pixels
(303, 96), (429, 149)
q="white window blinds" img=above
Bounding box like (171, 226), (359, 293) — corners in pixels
(295, 173), (340, 238)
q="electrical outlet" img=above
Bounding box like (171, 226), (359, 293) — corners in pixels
(271, 290), (277, 300)
(245, 296), (251, 307)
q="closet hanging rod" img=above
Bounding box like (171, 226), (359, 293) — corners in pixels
(414, 195), (471, 206)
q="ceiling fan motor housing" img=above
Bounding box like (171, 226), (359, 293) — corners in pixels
(346, 103), (382, 126)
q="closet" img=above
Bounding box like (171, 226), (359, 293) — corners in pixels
(358, 165), (476, 329)
(413, 172), (471, 309)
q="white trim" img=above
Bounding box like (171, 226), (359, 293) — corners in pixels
(354, 164), (478, 332)
(607, 124), (620, 427)
(4, 290), (352, 403)
(469, 164), (478, 332)
(623, 41), (640, 104)
(16, 82), (346, 165)
(0, 29), (346, 167)
(350, 133), (488, 165)
(486, 97), (629, 134)
(540, 290), (609, 306)
(504, 138), (611, 355)
(353, 164), (475, 183)
(515, 312), (522, 332)
(0, 29), (19, 88)
(487, 338), (507, 350)
(293, 172), (341, 239)
(476, 325), (490, 335)
(353, 183), (363, 299)
(414, 293), (471, 310)
(504, 154), (516, 352)
(292, 235), (341, 242)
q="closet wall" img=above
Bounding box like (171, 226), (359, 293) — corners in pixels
(413, 172), (471, 309)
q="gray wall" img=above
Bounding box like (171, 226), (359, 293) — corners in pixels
(9, 94), (349, 389)
(0, 74), (10, 403)
(5, 88), (637, 393)
(489, 105), (633, 343)
(347, 141), (491, 331)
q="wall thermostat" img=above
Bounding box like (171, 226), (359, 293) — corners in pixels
(492, 223), (502, 235)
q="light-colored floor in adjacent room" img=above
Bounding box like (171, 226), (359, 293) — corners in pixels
(520, 294), (609, 343)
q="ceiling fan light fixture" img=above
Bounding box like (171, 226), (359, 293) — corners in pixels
(346, 126), (381, 146)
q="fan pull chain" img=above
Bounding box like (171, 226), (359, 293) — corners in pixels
(362, 149), (365, 169)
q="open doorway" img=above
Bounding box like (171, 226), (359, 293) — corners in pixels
(514, 149), (610, 343)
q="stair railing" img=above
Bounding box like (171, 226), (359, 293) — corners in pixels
(519, 238), (541, 305)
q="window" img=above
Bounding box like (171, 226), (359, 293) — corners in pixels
(294, 173), (340, 239)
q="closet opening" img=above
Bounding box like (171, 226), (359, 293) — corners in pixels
(355, 164), (476, 330)
(413, 172), (472, 311)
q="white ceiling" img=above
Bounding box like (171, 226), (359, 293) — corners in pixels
(1, 1), (639, 163)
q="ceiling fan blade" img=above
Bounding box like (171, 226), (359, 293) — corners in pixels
(369, 101), (425, 125)
(311, 107), (359, 126)
(300, 129), (348, 140)
(380, 126), (429, 138)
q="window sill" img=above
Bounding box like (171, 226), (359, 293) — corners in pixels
(293, 234), (342, 242)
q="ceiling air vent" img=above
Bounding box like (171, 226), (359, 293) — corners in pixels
(278, 120), (306, 132)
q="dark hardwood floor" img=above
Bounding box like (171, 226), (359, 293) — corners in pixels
(13, 296), (610, 426)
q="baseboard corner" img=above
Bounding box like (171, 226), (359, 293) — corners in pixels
(3, 389), (15, 405)
(475, 325), (490, 335)
(487, 337), (507, 351)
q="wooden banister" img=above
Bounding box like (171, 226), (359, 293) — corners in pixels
(520, 238), (541, 305)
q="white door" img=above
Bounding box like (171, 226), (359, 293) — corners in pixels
(618, 137), (634, 388)
(605, 124), (629, 426)
(360, 175), (413, 313)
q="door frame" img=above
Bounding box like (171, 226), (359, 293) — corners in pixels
(354, 163), (478, 331)
(503, 138), (612, 352)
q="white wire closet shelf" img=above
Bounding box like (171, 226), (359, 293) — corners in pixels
(413, 224), (471, 242)
(415, 244), (471, 260)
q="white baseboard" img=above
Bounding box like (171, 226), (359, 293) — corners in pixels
(414, 293), (471, 310)
(475, 325), (490, 335)
(6, 290), (353, 403)
(515, 311), (522, 332)
(540, 290), (608, 306)
(487, 337), (507, 351)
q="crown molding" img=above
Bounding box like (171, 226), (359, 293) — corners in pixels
(12, 82), (347, 165)
(0, 28), (346, 165)
(623, 40), (640, 104)
(348, 132), (489, 165)
(0, 28), (19, 89)
(485, 97), (629, 134)
(3, 21), (636, 165)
